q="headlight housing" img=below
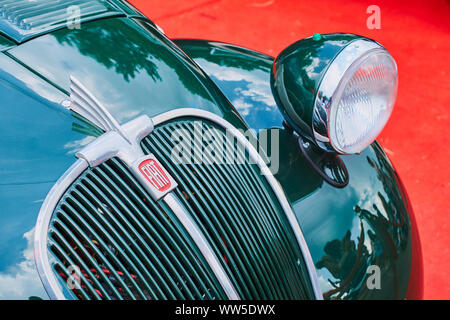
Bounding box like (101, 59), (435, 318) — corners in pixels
(271, 34), (398, 154)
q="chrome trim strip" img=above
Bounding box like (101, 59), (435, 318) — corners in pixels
(312, 39), (382, 152)
(152, 108), (323, 300)
(163, 193), (240, 300)
(36, 108), (322, 300)
(34, 159), (89, 300)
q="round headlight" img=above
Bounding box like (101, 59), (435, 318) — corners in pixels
(271, 34), (398, 154)
(315, 40), (398, 154)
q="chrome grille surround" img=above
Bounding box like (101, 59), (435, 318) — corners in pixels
(35, 108), (323, 300)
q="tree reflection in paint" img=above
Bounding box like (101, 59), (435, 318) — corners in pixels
(53, 21), (162, 82)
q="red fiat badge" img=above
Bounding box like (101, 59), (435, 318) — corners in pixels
(138, 158), (171, 192)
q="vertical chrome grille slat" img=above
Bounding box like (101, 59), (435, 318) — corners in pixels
(108, 159), (219, 299)
(160, 125), (290, 298)
(194, 126), (308, 295)
(58, 200), (133, 300)
(96, 161), (203, 298)
(179, 122), (302, 296)
(70, 184), (148, 300)
(51, 215), (114, 300)
(80, 170), (184, 299)
(143, 132), (269, 298)
(142, 137), (260, 298)
(55, 203), (124, 300)
(196, 121), (311, 295)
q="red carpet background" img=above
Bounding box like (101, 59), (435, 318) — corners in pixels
(128, 0), (450, 299)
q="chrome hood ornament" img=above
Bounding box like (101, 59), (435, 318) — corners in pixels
(66, 76), (177, 200)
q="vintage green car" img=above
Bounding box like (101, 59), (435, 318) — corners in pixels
(0, 0), (422, 300)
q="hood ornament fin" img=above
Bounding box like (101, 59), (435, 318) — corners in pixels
(68, 75), (131, 143)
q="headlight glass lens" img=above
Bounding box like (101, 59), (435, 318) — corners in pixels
(329, 50), (398, 154)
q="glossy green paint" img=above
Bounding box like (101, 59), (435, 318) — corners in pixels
(177, 39), (421, 299)
(281, 137), (414, 299)
(270, 33), (363, 140)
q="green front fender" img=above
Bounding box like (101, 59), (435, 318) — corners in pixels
(175, 39), (423, 299)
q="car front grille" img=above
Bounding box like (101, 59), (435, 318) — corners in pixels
(44, 117), (315, 300)
(47, 157), (226, 300)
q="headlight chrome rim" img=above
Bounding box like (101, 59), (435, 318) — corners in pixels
(312, 39), (397, 154)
